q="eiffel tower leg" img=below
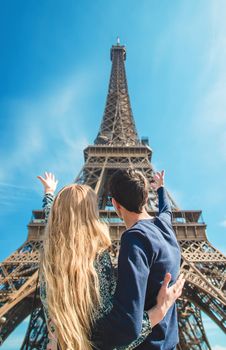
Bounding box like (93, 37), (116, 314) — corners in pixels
(0, 239), (43, 345)
(177, 298), (212, 350)
(20, 305), (48, 350)
(20, 299), (214, 350)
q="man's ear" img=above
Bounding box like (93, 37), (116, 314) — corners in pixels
(112, 198), (120, 211)
(112, 198), (122, 218)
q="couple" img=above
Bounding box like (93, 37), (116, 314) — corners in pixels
(38, 169), (184, 350)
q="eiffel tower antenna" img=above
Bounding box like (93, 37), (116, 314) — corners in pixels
(0, 43), (226, 349)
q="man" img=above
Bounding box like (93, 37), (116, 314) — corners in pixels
(93, 169), (182, 350)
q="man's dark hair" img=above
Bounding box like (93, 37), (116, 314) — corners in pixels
(109, 169), (149, 213)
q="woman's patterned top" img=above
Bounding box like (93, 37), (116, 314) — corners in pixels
(39, 193), (152, 350)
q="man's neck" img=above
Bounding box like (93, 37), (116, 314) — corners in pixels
(123, 209), (152, 229)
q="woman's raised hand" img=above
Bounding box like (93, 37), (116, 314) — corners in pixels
(37, 172), (58, 194)
(150, 170), (165, 191)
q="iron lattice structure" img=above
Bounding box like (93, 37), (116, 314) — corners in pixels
(0, 42), (225, 349)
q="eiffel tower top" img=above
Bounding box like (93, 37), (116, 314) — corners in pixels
(94, 40), (140, 146)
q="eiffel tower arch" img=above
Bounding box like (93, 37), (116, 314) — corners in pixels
(0, 41), (225, 349)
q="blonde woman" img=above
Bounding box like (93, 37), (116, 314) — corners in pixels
(38, 172), (184, 350)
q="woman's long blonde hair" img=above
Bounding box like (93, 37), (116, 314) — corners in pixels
(40, 184), (111, 350)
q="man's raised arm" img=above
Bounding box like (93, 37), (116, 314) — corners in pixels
(151, 170), (172, 225)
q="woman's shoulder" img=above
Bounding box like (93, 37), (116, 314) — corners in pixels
(95, 249), (113, 271)
(97, 248), (111, 260)
(94, 248), (116, 289)
(94, 248), (116, 318)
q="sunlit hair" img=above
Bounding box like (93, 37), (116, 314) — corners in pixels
(40, 184), (111, 350)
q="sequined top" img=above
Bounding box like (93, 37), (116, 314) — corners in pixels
(39, 193), (152, 350)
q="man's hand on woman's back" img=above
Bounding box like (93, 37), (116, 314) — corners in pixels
(148, 272), (185, 328)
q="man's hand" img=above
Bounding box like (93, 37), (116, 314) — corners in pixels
(156, 272), (185, 315)
(148, 273), (185, 327)
(37, 172), (58, 194)
(150, 170), (165, 191)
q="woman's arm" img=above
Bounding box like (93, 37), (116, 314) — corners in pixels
(95, 251), (152, 350)
(42, 192), (54, 222)
(38, 172), (59, 348)
(115, 311), (151, 350)
(95, 243), (184, 350)
(115, 273), (185, 350)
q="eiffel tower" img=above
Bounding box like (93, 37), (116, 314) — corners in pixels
(0, 40), (225, 349)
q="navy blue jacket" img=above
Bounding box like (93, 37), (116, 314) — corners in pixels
(93, 186), (181, 350)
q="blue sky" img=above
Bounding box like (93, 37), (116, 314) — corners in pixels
(0, 0), (226, 348)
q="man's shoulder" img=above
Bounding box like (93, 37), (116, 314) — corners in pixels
(120, 224), (155, 267)
(123, 223), (147, 239)
(121, 221), (155, 248)
(124, 219), (157, 236)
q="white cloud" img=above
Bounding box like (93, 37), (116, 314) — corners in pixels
(220, 220), (226, 228)
(0, 182), (30, 190)
(0, 182), (34, 213)
(0, 69), (94, 190)
(190, 1), (226, 160)
(152, 0), (226, 163)
(212, 346), (226, 350)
